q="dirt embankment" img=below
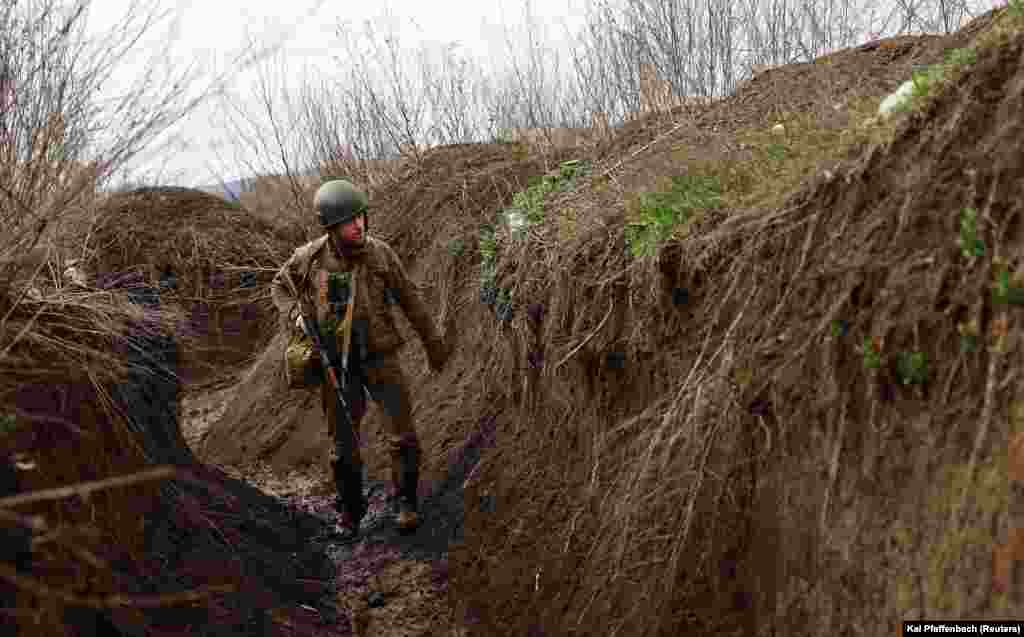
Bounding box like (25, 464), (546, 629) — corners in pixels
(1, 279), (339, 637)
(444, 11), (1023, 636)
(5, 8), (1021, 637)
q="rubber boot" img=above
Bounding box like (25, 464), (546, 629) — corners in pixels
(331, 460), (366, 543)
(395, 445), (420, 534)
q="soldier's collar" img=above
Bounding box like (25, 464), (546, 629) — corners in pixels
(330, 234), (369, 260)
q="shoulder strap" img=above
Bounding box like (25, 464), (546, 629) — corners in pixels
(340, 267), (359, 371)
(293, 240), (328, 310)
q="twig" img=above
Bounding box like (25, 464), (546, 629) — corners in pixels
(8, 407), (87, 437)
(955, 330), (1003, 530)
(0, 507), (47, 532)
(820, 400), (847, 537)
(553, 299), (614, 371)
(600, 115), (695, 179)
(462, 456), (490, 491)
(0, 466), (177, 509)
(0, 562), (234, 609)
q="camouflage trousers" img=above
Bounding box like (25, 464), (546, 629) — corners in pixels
(321, 351), (421, 479)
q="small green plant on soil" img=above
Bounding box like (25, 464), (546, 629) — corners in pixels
(506, 159), (592, 226)
(0, 413), (16, 436)
(908, 66), (941, 102)
(1009, 0), (1024, 19)
(992, 259), (1024, 306)
(625, 174), (722, 258)
(957, 207), (985, 258)
(945, 47), (978, 68)
(478, 225), (499, 301)
(765, 142), (788, 161)
(911, 47), (979, 100)
(492, 130), (515, 144)
(887, 48), (976, 118)
(830, 319), (849, 338)
(448, 238), (466, 257)
(895, 351), (928, 385)
(478, 225), (497, 262)
(862, 336), (882, 370)
(957, 319), (980, 354)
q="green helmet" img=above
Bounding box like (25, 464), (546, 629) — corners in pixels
(314, 179), (368, 228)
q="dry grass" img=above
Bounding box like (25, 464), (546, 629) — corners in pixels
(81, 186), (294, 303)
(0, 264), (200, 633)
(448, 8), (1024, 635)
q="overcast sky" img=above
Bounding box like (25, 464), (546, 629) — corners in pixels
(82, 0), (589, 188)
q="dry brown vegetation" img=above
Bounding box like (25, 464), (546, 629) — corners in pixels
(443, 9), (1023, 635)
(0, 1), (342, 635)
(78, 186), (302, 381)
(4, 0), (1024, 635)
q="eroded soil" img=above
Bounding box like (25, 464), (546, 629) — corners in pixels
(179, 374), (482, 636)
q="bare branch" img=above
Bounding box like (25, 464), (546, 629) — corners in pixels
(0, 465), (177, 509)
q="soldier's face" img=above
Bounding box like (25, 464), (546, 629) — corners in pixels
(331, 215), (365, 245)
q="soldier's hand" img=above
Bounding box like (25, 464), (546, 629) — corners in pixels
(294, 314), (316, 340)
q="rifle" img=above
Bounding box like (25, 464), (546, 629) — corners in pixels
(298, 312), (354, 430)
(281, 256), (365, 445)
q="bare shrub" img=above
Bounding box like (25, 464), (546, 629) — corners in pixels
(0, 1), (305, 632)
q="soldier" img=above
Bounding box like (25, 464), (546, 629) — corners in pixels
(271, 179), (451, 540)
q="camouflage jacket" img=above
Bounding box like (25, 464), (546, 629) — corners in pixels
(271, 234), (445, 363)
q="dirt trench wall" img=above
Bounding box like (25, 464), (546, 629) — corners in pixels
(452, 15), (1024, 636)
(4, 282), (336, 636)
(197, 329), (331, 473)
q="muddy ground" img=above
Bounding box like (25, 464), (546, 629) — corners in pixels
(179, 372), (490, 636)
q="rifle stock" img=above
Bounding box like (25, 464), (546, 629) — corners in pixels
(300, 313), (352, 427)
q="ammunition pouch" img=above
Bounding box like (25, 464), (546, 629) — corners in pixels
(285, 327), (323, 389)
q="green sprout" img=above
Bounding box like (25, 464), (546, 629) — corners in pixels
(910, 64), (944, 99)
(945, 47), (977, 68)
(479, 226), (497, 263)
(863, 336), (882, 369)
(992, 266), (1024, 306)
(559, 159), (591, 182)
(830, 319), (849, 338)
(957, 207), (985, 258)
(896, 351), (928, 386)
(625, 174), (722, 258)
(511, 161), (595, 228)
(957, 319), (979, 354)
(448, 238), (466, 257)
(0, 413), (16, 436)
(766, 143), (788, 161)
